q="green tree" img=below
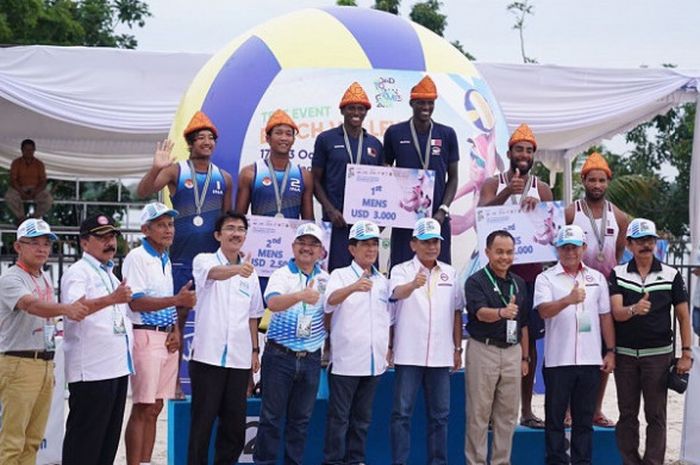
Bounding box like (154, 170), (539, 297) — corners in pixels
(0, 0), (151, 49)
(507, 0), (537, 63)
(336, 0), (357, 5)
(409, 0), (446, 37)
(374, 0), (400, 14)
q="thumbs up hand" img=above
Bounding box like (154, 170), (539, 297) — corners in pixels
(509, 167), (525, 195)
(175, 280), (197, 308)
(354, 271), (373, 293)
(300, 279), (321, 305)
(111, 278), (132, 304)
(412, 270), (428, 289)
(504, 294), (519, 319)
(635, 292), (651, 315)
(235, 252), (255, 278)
(567, 281), (586, 305)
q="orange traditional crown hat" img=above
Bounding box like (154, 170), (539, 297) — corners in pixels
(339, 82), (371, 109)
(508, 123), (537, 150)
(581, 152), (612, 179)
(183, 111), (218, 139)
(410, 75), (438, 101)
(265, 109), (299, 134)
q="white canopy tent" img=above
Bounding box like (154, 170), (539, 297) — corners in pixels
(1, 45), (699, 251)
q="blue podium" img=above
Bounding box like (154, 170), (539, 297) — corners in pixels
(168, 369), (620, 464)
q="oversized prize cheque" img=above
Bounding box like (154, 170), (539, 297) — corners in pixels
(246, 215), (332, 277)
(343, 164), (436, 228)
(475, 201), (565, 267)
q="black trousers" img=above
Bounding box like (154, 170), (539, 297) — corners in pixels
(188, 360), (250, 465)
(62, 375), (129, 465)
(544, 365), (600, 465)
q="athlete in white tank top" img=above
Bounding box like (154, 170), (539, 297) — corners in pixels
(572, 199), (619, 277)
(495, 172), (540, 203)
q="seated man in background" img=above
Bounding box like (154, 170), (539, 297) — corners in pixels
(5, 139), (53, 223)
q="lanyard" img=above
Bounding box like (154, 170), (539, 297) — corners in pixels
(409, 118), (433, 170)
(580, 199), (608, 259)
(216, 249), (241, 266)
(507, 172), (532, 206)
(342, 125), (364, 165)
(188, 160), (213, 217)
(483, 267), (517, 307)
(266, 158), (291, 216)
(16, 261), (53, 303)
(297, 268), (317, 316)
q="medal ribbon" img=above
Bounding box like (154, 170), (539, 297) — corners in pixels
(409, 118), (433, 170)
(483, 267), (517, 307)
(580, 199), (607, 257)
(342, 124), (364, 165)
(266, 158), (291, 216)
(188, 160), (213, 218)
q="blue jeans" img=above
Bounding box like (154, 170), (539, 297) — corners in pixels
(253, 343), (321, 465)
(390, 365), (450, 465)
(322, 374), (380, 465)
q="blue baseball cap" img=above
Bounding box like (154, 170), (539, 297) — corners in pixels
(626, 218), (658, 239)
(554, 225), (585, 247)
(412, 218), (443, 241)
(17, 218), (58, 241)
(349, 221), (380, 240)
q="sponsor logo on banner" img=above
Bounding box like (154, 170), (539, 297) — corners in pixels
(373, 76), (402, 108)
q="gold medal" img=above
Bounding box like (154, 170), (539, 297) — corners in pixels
(596, 251), (605, 262)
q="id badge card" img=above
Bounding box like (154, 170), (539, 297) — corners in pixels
(113, 309), (127, 335)
(296, 314), (312, 338)
(577, 310), (592, 333)
(44, 322), (57, 351)
(506, 319), (518, 344)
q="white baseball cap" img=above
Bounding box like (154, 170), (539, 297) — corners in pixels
(17, 218), (57, 241)
(140, 202), (179, 224)
(349, 221), (380, 241)
(295, 222), (325, 243)
(626, 218), (658, 239)
(412, 218), (443, 241)
(554, 225), (585, 247)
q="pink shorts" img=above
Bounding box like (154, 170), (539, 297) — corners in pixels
(131, 329), (178, 404)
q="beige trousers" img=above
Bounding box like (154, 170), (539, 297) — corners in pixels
(465, 338), (522, 465)
(0, 355), (54, 465)
(5, 187), (53, 219)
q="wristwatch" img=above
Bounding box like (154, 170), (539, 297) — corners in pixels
(522, 356), (531, 363)
(438, 204), (450, 217)
(454, 346), (463, 354)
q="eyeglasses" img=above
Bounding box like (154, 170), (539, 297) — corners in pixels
(294, 240), (321, 248)
(221, 226), (247, 233)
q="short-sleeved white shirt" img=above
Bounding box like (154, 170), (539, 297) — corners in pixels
(389, 256), (464, 367)
(264, 259), (328, 352)
(324, 262), (391, 376)
(533, 262), (610, 368)
(61, 253), (134, 383)
(190, 249), (264, 368)
(122, 240), (176, 326)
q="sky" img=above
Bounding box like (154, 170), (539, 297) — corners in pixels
(130, 0), (700, 69)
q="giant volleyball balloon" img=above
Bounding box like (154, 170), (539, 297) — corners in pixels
(170, 6), (509, 270)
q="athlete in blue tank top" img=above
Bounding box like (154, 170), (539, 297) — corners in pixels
(137, 111), (233, 392)
(235, 109), (313, 220)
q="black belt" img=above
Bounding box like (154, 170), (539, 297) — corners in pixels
(3, 350), (55, 361)
(471, 336), (517, 349)
(133, 324), (174, 333)
(266, 340), (320, 358)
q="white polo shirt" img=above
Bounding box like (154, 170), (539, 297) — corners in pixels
(324, 262), (391, 377)
(191, 249), (264, 369)
(533, 262), (610, 368)
(61, 252), (134, 383)
(390, 256), (464, 367)
(122, 239), (176, 327)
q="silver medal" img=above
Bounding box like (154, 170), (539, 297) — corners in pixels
(193, 215), (204, 227)
(275, 212), (285, 219)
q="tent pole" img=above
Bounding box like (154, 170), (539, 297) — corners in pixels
(563, 152), (574, 206)
(690, 95), (700, 263)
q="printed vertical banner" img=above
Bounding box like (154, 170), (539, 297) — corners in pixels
(475, 201), (565, 267)
(343, 164), (436, 228)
